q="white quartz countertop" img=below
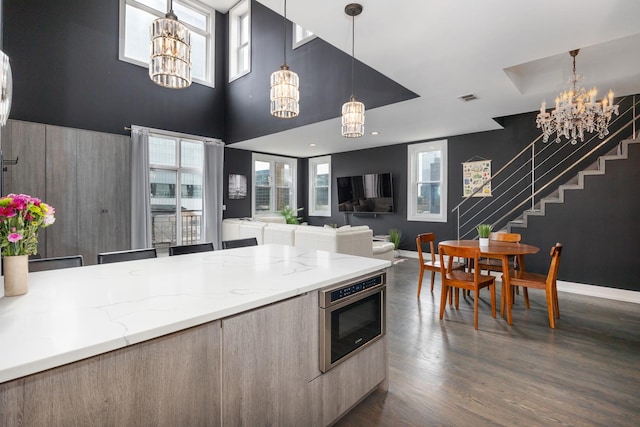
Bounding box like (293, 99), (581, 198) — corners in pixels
(0, 245), (390, 383)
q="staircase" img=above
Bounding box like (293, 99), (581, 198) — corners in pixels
(452, 94), (640, 240)
(451, 94), (640, 287)
(507, 137), (640, 231)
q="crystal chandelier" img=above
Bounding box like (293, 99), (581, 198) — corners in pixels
(0, 50), (13, 126)
(342, 3), (364, 138)
(536, 49), (618, 144)
(149, 0), (191, 89)
(270, 0), (299, 118)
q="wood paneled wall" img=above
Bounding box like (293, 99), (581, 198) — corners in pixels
(1, 119), (131, 264)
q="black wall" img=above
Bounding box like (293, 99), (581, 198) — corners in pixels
(3, 0), (226, 138)
(308, 115), (535, 243)
(4, 1), (638, 291)
(224, 1), (417, 144)
(518, 142), (640, 291)
(223, 106), (640, 291)
(223, 146), (305, 219)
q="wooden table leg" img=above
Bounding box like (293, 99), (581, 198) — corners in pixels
(502, 255), (513, 325)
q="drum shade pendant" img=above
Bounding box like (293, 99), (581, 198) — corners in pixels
(0, 50), (13, 126)
(342, 3), (364, 138)
(149, 0), (192, 89)
(270, 0), (299, 118)
(536, 49), (619, 144)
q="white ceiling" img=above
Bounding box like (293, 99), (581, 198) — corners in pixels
(205, 0), (640, 158)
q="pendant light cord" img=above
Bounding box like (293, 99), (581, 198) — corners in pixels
(350, 13), (355, 98)
(283, 0), (287, 66)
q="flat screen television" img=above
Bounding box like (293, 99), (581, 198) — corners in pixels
(337, 173), (394, 213)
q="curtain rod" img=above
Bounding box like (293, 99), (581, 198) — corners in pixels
(124, 125), (224, 144)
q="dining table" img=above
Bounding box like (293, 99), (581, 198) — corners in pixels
(438, 239), (540, 324)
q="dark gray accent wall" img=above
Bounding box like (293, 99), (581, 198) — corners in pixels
(3, 0), (226, 138)
(223, 146), (305, 220)
(225, 106), (639, 291)
(517, 142), (640, 291)
(223, 147), (252, 218)
(224, 1), (418, 144)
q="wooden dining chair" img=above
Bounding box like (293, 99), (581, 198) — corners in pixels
(415, 233), (463, 299)
(503, 243), (562, 328)
(169, 242), (214, 256)
(476, 231), (527, 301)
(476, 232), (522, 273)
(97, 248), (157, 264)
(222, 238), (258, 249)
(438, 243), (496, 330)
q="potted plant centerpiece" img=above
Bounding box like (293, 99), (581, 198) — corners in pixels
(477, 224), (492, 247)
(0, 193), (55, 296)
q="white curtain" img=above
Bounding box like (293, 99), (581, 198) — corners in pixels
(202, 140), (225, 249)
(130, 126), (153, 249)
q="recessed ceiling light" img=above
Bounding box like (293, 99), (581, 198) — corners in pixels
(371, 131), (379, 135)
(309, 143), (316, 147)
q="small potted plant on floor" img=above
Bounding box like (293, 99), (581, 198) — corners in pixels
(477, 224), (492, 246)
(388, 228), (402, 258)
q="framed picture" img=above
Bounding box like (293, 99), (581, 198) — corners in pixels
(462, 160), (492, 197)
(228, 174), (247, 199)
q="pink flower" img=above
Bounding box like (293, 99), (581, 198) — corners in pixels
(7, 233), (23, 243)
(0, 207), (16, 218)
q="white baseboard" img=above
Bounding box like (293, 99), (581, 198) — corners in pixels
(397, 250), (640, 304)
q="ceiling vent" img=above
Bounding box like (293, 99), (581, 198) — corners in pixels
(459, 94), (478, 102)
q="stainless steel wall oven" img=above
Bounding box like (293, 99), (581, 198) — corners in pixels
(319, 271), (386, 372)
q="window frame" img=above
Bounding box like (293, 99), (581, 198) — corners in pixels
(149, 130), (205, 249)
(228, 0), (251, 82)
(119, 0), (216, 88)
(308, 155), (331, 217)
(251, 153), (297, 218)
(407, 140), (448, 222)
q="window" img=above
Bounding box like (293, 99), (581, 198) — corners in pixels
(149, 133), (204, 252)
(308, 156), (331, 216)
(407, 140), (447, 222)
(119, 0), (215, 87)
(229, 0), (251, 81)
(292, 23), (316, 49)
(252, 153), (297, 217)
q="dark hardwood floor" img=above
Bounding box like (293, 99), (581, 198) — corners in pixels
(335, 258), (640, 427)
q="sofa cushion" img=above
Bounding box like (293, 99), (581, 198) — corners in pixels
(237, 221), (266, 244)
(263, 223), (296, 246)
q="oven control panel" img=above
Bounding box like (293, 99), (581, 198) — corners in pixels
(319, 272), (386, 307)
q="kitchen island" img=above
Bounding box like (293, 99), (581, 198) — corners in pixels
(0, 245), (390, 426)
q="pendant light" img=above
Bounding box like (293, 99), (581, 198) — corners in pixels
(342, 3), (364, 138)
(270, 0), (300, 118)
(150, 0), (192, 89)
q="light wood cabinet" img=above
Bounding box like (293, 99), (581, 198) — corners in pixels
(77, 128), (130, 264)
(1, 120), (130, 263)
(45, 125), (79, 257)
(221, 292), (323, 426)
(0, 321), (222, 427)
(0, 121), (47, 254)
(221, 291), (387, 426)
(0, 289), (387, 426)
